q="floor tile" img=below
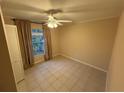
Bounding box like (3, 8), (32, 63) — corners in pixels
(18, 56), (106, 92)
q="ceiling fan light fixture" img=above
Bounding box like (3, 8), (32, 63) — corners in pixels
(54, 24), (58, 28)
(46, 13), (72, 28)
(47, 15), (58, 28)
(47, 22), (58, 28)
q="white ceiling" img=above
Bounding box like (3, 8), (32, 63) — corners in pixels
(1, 0), (124, 23)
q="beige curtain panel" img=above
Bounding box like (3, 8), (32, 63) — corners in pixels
(43, 25), (52, 61)
(14, 19), (34, 69)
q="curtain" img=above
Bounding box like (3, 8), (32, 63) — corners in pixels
(14, 19), (34, 69)
(43, 25), (52, 61)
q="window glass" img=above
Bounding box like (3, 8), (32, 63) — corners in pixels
(32, 29), (45, 55)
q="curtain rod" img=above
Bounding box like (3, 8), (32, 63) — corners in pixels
(31, 21), (45, 25)
(11, 17), (45, 25)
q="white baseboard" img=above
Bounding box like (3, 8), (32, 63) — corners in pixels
(60, 53), (107, 73)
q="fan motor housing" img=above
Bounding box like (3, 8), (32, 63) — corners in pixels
(45, 9), (63, 14)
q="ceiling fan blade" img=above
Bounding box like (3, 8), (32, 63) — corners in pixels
(57, 22), (63, 25)
(57, 20), (72, 22)
(43, 20), (63, 25)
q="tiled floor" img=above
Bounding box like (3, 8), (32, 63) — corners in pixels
(17, 56), (106, 92)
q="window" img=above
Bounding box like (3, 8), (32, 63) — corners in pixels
(32, 29), (45, 56)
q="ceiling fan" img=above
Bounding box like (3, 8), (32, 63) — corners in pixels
(43, 9), (72, 28)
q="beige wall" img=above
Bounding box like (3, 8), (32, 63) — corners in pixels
(107, 11), (124, 91)
(0, 6), (17, 91)
(58, 18), (118, 71)
(50, 28), (60, 57)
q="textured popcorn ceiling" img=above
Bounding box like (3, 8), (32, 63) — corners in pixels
(1, 0), (124, 23)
